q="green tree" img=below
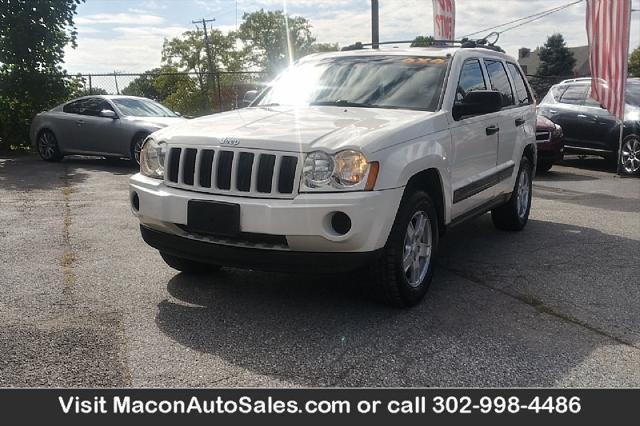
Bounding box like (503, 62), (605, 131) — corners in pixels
(0, 0), (84, 150)
(311, 42), (340, 53)
(629, 46), (640, 78)
(411, 36), (434, 47)
(122, 68), (163, 100)
(537, 33), (576, 76)
(237, 9), (316, 77)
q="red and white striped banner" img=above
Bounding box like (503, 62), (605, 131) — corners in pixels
(585, 0), (632, 120)
(432, 0), (456, 42)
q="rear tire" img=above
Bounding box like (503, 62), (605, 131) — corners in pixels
(369, 190), (439, 307)
(36, 130), (64, 162)
(160, 252), (222, 274)
(491, 156), (532, 231)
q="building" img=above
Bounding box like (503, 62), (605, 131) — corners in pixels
(518, 45), (590, 77)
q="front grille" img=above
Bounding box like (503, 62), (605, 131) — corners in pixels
(165, 146), (301, 199)
(536, 131), (551, 142)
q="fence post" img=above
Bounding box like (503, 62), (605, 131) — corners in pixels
(114, 73), (120, 95)
(88, 75), (92, 95)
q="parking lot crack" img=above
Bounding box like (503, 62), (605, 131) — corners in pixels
(60, 166), (76, 297)
(437, 263), (639, 350)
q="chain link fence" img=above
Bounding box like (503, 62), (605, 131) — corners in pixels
(71, 71), (266, 117)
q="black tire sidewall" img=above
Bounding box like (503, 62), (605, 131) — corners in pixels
(513, 157), (533, 228)
(387, 191), (439, 306)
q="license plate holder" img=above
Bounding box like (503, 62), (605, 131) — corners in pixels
(187, 200), (240, 237)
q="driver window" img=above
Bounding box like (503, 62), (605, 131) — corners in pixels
(455, 59), (487, 105)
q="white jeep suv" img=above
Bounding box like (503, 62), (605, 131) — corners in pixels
(130, 46), (536, 307)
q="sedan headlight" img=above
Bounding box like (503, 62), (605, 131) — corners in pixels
(140, 138), (166, 179)
(302, 150), (374, 190)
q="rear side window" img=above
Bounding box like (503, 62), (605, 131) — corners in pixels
(484, 59), (515, 107)
(63, 98), (113, 116)
(63, 100), (85, 114)
(558, 85), (588, 105)
(455, 59), (487, 104)
(506, 62), (532, 105)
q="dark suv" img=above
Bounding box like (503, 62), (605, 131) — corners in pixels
(538, 77), (640, 175)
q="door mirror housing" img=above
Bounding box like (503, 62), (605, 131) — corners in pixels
(99, 109), (118, 119)
(452, 90), (502, 121)
(241, 90), (258, 108)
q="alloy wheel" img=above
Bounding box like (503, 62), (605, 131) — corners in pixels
(402, 211), (432, 287)
(38, 132), (56, 160)
(133, 138), (145, 165)
(516, 166), (531, 220)
(621, 137), (640, 174)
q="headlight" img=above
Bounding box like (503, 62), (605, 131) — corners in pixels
(333, 150), (368, 187)
(140, 138), (166, 179)
(302, 150), (373, 190)
(303, 151), (334, 187)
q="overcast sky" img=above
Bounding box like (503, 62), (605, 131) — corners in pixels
(64, 0), (640, 73)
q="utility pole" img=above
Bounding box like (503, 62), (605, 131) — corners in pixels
(371, 0), (380, 49)
(192, 17), (224, 112)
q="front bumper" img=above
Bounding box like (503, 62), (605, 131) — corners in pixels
(129, 173), (404, 253)
(140, 225), (382, 273)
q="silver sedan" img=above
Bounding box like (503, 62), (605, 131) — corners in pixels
(30, 95), (186, 164)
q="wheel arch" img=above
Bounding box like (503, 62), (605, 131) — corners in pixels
(403, 168), (447, 235)
(129, 130), (151, 159)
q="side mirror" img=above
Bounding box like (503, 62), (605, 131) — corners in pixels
(452, 90), (502, 120)
(100, 109), (118, 119)
(241, 90), (258, 108)
(174, 111), (182, 117)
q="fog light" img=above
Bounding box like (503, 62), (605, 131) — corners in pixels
(131, 192), (140, 212)
(330, 212), (351, 235)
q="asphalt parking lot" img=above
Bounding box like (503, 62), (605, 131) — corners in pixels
(1, 154), (638, 387)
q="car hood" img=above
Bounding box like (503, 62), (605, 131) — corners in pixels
(124, 116), (186, 128)
(150, 106), (443, 154)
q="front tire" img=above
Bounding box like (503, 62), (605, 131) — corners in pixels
(130, 134), (148, 165)
(620, 134), (640, 176)
(36, 130), (63, 162)
(537, 159), (553, 173)
(160, 252), (222, 274)
(491, 156), (533, 231)
(370, 190), (439, 307)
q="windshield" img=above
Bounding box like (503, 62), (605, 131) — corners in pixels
(111, 98), (177, 117)
(256, 55), (450, 111)
(626, 83), (640, 107)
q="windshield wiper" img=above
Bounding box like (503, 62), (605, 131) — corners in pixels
(311, 100), (376, 108)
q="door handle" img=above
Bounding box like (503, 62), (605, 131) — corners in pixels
(485, 125), (499, 135)
(548, 109), (558, 114)
(515, 118), (525, 127)
(76, 120), (85, 125)
(577, 114), (588, 119)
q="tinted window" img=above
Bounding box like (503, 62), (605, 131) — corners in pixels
(485, 60), (514, 107)
(258, 55), (450, 111)
(63, 100), (85, 114)
(506, 62), (532, 105)
(559, 84), (588, 105)
(455, 59), (486, 104)
(63, 98), (113, 116)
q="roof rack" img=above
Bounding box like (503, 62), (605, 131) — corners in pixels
(341, 36), (504, 52)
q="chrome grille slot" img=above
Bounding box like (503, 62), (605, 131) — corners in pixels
(164, 146), (301, 199)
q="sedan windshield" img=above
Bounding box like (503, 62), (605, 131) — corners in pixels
(256, 55), (450, 111)
(112, 98), (177, 117)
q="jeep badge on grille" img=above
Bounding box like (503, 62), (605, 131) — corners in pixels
(221, 137), (240, 146)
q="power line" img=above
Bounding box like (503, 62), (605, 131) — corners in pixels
(462, 0), (584, 38)
(192, 17), (223, 111)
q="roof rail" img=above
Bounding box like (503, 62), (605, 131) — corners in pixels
(341, 37), (504, 52)
(560, 77), (592, 84)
